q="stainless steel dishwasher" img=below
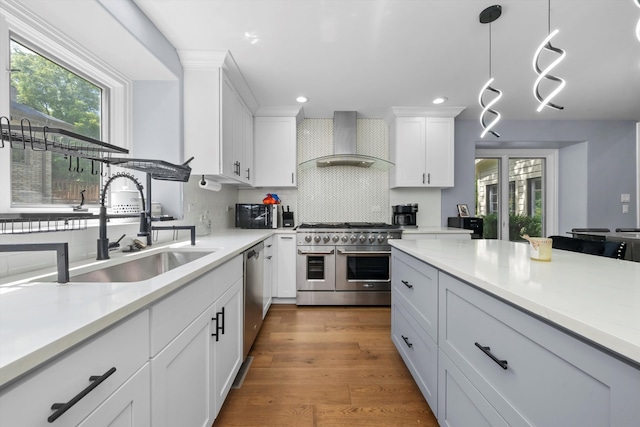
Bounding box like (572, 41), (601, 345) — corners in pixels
(243, 241), (264, 359)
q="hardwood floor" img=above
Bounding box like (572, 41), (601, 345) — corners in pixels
(213, 304), (438, 427)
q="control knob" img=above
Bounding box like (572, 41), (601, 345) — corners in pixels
(368, 235), (376, 243)
(305, 235), (312, 243)
(341, 235), (348, 242)
(359, 235), (366, 243)
(314, 235), (321, 243)
(350, 235), (358, 243)
(323, 235), (330, 243)
(377, 235), (385, 243)
(332, 235), (340, 242)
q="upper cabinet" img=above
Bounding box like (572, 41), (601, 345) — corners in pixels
(181, 51), (257, 184)
(253, 109), (302, 188)
(387, 107), (465, 188)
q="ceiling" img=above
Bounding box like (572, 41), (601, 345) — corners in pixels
(133, 0), (640, 121)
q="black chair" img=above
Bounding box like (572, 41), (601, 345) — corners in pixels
(548, 236), (627, 260)
(615, 228), (640, 232)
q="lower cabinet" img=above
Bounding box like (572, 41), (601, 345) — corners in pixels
(78, 364), (151, 427)
(150, 260), (244, 427)
(274, 234), (296, 299)
(0, 310), (150, 427)
(391, 249), (640, 427)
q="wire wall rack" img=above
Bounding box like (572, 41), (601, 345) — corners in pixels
(0, 213), (94, 235)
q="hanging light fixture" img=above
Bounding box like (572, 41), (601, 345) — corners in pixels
(635, 0), (640, 42)
(533, 0), (566, 111)
(478, 5), (503, 138)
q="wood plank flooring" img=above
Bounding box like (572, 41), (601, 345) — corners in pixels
(213, 304), (438, 427)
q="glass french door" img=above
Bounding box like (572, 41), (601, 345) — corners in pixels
(475, 150), (557, 241)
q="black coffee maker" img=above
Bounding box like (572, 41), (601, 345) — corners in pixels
(392, 204), (418, 227)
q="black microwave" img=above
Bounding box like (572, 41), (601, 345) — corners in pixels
(235, 204), (277, 229)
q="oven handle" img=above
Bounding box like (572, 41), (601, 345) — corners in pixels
(337, 250), (391, 255)
(297, 249), (335, 255)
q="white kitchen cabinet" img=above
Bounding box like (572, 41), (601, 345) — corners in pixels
(151, 304), (216, 427)
(390, 116), (455, 188)
(182, 51), (256, 184)
(274, 234), (296, 299)
(0, 311), (149, 427)
(77, 364), (151, 427)
(263, 236), (274, 317)
(253, 116), (297, 187)
(212, 278), (244, 416)
(150, 255), (244, 427)
(391, 250), (439, 413)
(438, 271), (640, 426)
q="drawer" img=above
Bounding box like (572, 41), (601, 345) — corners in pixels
(0, 310), (149, 427)
(439, 272), (640, 426)
(392, 249), (438, 342)
(437, 350), (509, 427)
(150, 255), (242, 355)
(391, 296), (438, 413)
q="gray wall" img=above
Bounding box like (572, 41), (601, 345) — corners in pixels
(443, 120), (637, 233)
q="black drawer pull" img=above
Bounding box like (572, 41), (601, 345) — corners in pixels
(475, 342), (508, 370)
(401, 280), (413, 289)
(401, 335), (413, 348)
(48, 367), (116, 423)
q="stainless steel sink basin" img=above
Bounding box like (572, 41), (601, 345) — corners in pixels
(68, 250), (213, 283)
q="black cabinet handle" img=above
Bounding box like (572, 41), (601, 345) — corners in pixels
(475, 342), (508, 370)
(401, 335), (413, 348)
(48, 367), (116, 423)
(211, 307), (226, 341)
(401, 280), (413, 289)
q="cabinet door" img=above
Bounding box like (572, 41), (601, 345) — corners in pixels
(221, 73), (237, 179)
(276, 234), (297, 298)
(212, 278), (244, 417)
(78, 365), (151, 427)
(151, 307), (215, 427)
(253, 117), (297, 187)
(424, 117), (454, 187)
(392, 117), (426, 187)
(438, 350), (509, 427)
(263, 236), (274, 317)
(242, 105), (254, 184)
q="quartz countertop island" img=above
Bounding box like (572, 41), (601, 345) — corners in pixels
(389, 238), (640, 366)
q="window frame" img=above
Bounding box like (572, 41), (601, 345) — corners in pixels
(0, 2), (132, 213)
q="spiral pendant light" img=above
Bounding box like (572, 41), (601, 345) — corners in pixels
(478, 5), (503, 138)
(533, 0), (566, 112)
(635, 0), (640, 42)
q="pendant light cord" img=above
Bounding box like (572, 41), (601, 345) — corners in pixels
(547, 0), (551, 34)
(488, 22), (493, 78)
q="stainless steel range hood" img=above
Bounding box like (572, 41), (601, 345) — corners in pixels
(299, 111), (393, 170)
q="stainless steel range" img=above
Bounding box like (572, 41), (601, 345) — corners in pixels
(296, 222), (402, 306)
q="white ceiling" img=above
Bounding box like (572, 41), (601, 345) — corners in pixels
(12, 0), (640, 121)
(133, 0), (640, 121)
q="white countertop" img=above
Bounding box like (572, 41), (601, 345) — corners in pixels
(389, 238), (640, 366)
(401, 226), (473, 234)
(0, 229), (274, 388)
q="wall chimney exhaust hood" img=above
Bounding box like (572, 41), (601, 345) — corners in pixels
(299, 111), (393, 170)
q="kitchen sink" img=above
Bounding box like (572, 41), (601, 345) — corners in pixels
(66, 250), (214, 283)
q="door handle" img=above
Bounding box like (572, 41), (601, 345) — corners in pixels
(298, 249), (335, 255)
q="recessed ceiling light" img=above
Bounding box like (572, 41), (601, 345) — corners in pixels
(432, 97), (448, 105)
(296, 96), (308, 103)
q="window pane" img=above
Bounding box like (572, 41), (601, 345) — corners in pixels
(475, 158), (499, 239)
(9, 39), (102, 206)
(508, 158), (543, 239)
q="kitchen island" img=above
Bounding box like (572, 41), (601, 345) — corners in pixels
(390, 238), (640, 426)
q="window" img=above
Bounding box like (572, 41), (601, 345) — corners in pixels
(0, 4), (131, 213)
(476, 150), (557, 240)
(9, 39), (102, 206)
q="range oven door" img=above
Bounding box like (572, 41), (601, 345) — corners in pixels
(296, 246), (336, 291)
(335, 246), (391, 291)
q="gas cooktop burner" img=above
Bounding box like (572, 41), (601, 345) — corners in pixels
(297, 222), (399, 230)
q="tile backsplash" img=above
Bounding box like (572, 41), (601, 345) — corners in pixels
(296, 118), (391, 224)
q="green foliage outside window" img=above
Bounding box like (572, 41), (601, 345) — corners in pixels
(481, 213), (542, 240)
